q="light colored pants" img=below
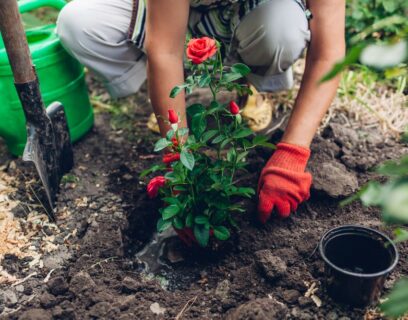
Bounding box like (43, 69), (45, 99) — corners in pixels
(56, 0), (310, 98)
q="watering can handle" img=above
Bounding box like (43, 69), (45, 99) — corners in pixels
(18, 0), (66, 14)
(0, 0), (36, 83)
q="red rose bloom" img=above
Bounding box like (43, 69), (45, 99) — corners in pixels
(229, 101), (240, 115)
(168, 109), (179, 124)
(147, 176), (166, 198)
(162, 153), (180, 164)
(186, 37), (217, 64)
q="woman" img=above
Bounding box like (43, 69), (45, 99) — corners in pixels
(57, 0), (345, 223)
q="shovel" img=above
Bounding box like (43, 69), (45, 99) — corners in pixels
(0, 0), (74, 219)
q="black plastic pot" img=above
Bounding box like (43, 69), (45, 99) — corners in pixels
(319, 225), (399, 307)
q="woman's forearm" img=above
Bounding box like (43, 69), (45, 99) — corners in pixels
(281, 56), (341, 148)
(147, 52), (186, 135)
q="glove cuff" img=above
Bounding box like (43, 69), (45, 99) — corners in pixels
(267, 142), (311, 172)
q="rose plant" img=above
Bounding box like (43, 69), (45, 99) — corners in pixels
(141, 37), (274, 247)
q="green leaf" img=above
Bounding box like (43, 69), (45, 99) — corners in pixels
(166, 129), (175, 140)
(236, 151), (249, 163)
(227, 148), (236, 162)
(320, 45), (364, 82)
(222, 72), (243, 83)
(201, 130), (219, 143)
(213, 226), (230, 241)
(180, 149), (195, 171)
(139, 164), (166, 178)
(187, 103), (205, 118)
(383, 182), (408, 223)
(154, 138), (171, 152)
(231, 63), (251, 76)
(194, 224), (210, 247)
(191, 113), (207, 138)
(211, 211), (227, 225)
(393, 228), (408, 244)
(195, 215), (209, 224)
(198, 74), (212, 87)
(173, 216), (184, 229)
(162, 197), (180, 205)
(162, 204), (180, 220)
(360, 182), (383, 206)
(229, 187), (256, 198)
(380, 278), (408, 318)
(170, 84), (187, 98)
(220, 138), (232, 149)
(234, 128), (253, 139)
(178, 127), (189, 137)
(186, 213), (194, 228)
(157, 218), (172, 232)
(212, 135), (225, 144)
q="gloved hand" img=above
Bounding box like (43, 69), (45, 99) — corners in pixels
(258, 142), (312, 223)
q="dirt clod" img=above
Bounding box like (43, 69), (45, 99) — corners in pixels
(282, 289), (301, 304)
(47, 276), (68, 296)
(255, 250), (287, 281)
(39, 292), (57, 309)
(309, 160), (359, 197)
(18, 309), (52, 320)
(227, 298), (288, 320)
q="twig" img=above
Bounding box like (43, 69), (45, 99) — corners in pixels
(175, 296), (197, 320)
(43, 268), (57, 283)
(11, 272), (37, 287)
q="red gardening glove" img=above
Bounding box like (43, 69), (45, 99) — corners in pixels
(258, 142), (312, 223)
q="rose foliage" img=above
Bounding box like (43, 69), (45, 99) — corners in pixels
(141, 38), (274, 247)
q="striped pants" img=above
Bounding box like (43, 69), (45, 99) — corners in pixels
(56, 0), (310, 98)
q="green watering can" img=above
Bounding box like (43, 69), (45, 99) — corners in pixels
(0, 0), (94, 156)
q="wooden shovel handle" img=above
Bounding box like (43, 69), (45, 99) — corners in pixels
(0, 0), (36, 83)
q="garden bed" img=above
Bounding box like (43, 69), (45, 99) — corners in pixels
(0, 77), (407, 319)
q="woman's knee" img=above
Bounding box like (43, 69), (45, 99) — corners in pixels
(236, 0), (310, 73)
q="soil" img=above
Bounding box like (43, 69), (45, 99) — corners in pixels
(0, 77), (407, 320)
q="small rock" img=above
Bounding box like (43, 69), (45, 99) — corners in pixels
(150, 302), (166, 315)
(89, 302), (112, 318)
(309, 160), (359, 197)
(327, 311), (339, 320)
(325, 123), (359, 149)
(15, 285), (24, 293)
(47, 276), (68, 296)
(298, 296), (312, 307)
(254, 250), (287, 281)
(3, 290), (18, 306)
(18, 309), (52, 320)
(70, 271), (96, 297)
(282, 289), (300, 304)
(39, 292), (57, 309)
(215, 280), (231, 301)
(122, 277), (140, 293)
(227, 298), (288, 320)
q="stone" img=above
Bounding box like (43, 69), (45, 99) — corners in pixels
(282, 289), (300, 304)
(227, 298), (288, 320)
(309, 160), (359, 197)
(3, 289), (18, 306)
(14, 285), (24, 293)
(18, 309), (52, 320)
(254, 250), (287, 281)
(89, 302), (112, 318)
(39, 292), (58, 309)
(327, 311), (339, 320)
(70, 272), (96, 297)
(215, 280), (231, 301)
(122, 276), (140, 293)
(47, 276), (68, 296)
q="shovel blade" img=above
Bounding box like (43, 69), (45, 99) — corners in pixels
(22, 102), (73, 218)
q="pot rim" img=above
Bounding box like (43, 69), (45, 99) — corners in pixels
(319, 224), (399, 278)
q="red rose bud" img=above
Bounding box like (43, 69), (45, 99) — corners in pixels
(229, 101), (240, 115)
(168, 109), (179, 124)
(171, 137), (179, 147)
(147, 176), (166, 198)
(162, 153), (181, 164)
